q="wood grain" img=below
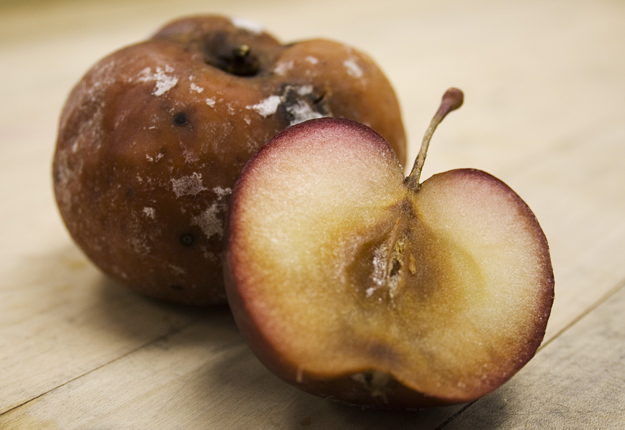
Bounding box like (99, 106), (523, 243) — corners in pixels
(1, 0), (624, 428)
(443, 280), (625, 430)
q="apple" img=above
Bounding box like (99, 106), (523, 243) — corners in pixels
(52, 14), (406, 305)
(224, 88), (554, 408)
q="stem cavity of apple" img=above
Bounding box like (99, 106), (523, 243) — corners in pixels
(226, 44), (260, 76)
(405, 88), (464, 191)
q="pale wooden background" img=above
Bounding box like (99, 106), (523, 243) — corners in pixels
(1, 0), (624, 428)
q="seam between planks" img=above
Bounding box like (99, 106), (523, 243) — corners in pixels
(0, 316), (205, 418)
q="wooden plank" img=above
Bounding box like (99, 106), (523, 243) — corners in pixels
(3, 117), (624, 429)
(0, 248), (205, 414)
(441, 280), (625, 430)
(516, 123), (625, 342)
(0, 314), (464, 430)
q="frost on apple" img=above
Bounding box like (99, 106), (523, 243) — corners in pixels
(273, 60), (294, 76)
(231, 17), (264, 35)
(171, 172), (207, 198)
(143, 207), (156, 219)
(246, 84), (331, 126)
(137, 65), (179, 96)
(247, 95), (281, 117)
(285, 99), (324, 126)
(191, 187), (233, 240)
(344, 58), (364, 79)
(190, 82), (205, 93)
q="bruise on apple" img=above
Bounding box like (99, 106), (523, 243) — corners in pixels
(224, 118), (554, 408)
(52, 15), (406, 305)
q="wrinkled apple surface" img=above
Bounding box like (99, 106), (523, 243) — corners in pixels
(53, 15), (406, 305)
(225, 118), (554, 408)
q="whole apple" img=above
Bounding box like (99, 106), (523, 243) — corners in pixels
(224, 89), (554, 408)
(53, 15), (406, 305)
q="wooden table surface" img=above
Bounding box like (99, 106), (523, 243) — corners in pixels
(2, 0), (624, 428)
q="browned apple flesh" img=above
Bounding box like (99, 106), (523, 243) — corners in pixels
(225, 118), (554, 408)
(52, 15), (406, 305)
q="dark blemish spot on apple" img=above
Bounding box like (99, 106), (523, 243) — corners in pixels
(179, 232), (195, 247)
(367, 341), (399, 365)
(313, 92), (329, 110)
(390, 259), (402, 277)
(173, 112), (188, 126)
(278, 84), (332, 125)
(126, 188), (134, 199)
(170, 284), (184, 291)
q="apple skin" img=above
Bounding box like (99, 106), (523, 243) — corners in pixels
(224, 117), (554, 408)
(52, 15), (406, 305)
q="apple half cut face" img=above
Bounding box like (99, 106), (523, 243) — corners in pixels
(224, 90), (554, 408)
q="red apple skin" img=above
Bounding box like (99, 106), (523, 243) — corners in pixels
(52, 15), (406, 305)
(224, 118), (554, 409)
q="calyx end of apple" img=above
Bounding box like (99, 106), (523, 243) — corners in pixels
(405, 87), (464, 191)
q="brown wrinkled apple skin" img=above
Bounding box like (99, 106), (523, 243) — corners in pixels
(52, 15), (406, 305)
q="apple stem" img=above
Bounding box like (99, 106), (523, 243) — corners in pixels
(405, 88), (464, 191)
(227, 44), (259, 76)
(233, 44), (251, 59)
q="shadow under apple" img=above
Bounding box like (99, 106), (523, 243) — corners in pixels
(9, 243), (511, 428)
(203, 344), (474, 430)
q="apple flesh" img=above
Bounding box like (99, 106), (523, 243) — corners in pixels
(52, 14), (406, 305)
(224, 89), (554, 408)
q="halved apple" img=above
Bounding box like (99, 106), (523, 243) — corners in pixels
(224, 89), (554, 408)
